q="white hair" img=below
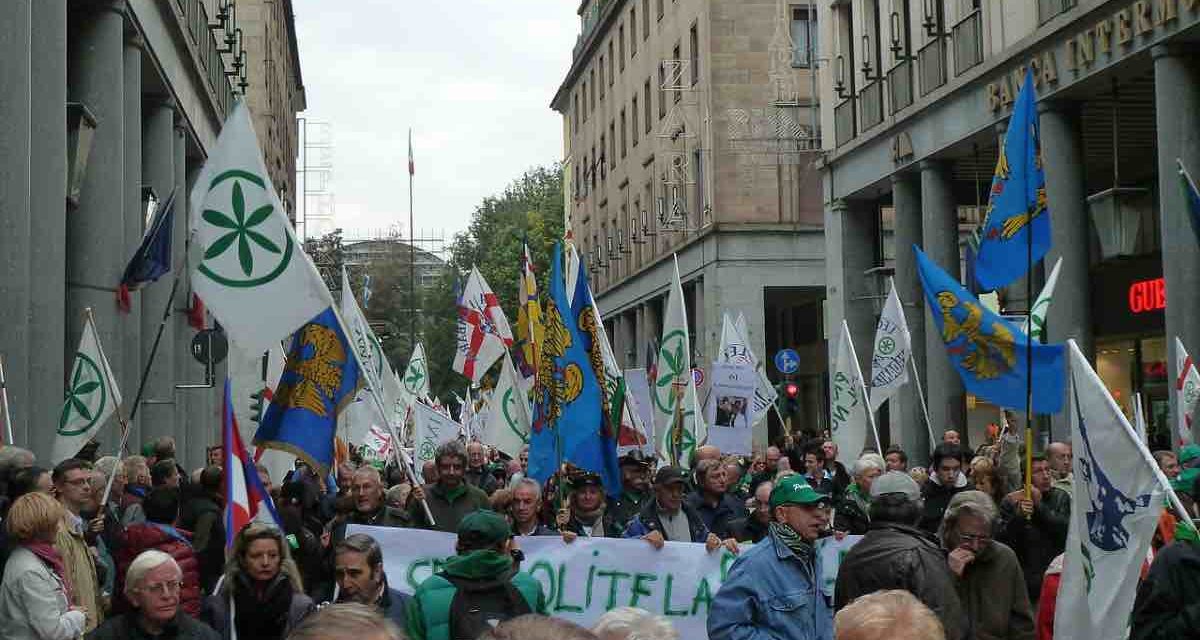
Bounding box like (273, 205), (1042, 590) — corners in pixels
(93, 456), (123, 481)
(513, 477), (542, 502)
(852, 455), (885, 478)
(593, 607), (679, 640)
(124, 550), (180, 599)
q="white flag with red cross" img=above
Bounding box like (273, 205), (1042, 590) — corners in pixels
(452, 267), (513, 383)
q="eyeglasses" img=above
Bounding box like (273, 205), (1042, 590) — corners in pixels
(958, 532), (992, 544)
(139, 580), (182, 597)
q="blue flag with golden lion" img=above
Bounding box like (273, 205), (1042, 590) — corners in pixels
(915, 246), (1065, 414)
(974, 69), (1050, 292)
(254, 307), (362, 475)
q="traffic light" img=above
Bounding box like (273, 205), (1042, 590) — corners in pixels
(249, 390), (265, 423)
(784, 381), (800, 415)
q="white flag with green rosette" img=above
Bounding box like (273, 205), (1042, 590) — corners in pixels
(868, 279), (912, 412)
(401, 342), (431, 402)
(188, 101), (332, 354)
(831, 320), (875, 459)
(1027, 256), (1063, 343)
(341, 266), (389, 393)
(653, 256), (706, 468)
(54, 313), (123, 463)
(483, 353), (531, 457)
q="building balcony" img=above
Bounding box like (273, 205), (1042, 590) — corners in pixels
(888, 60), (914, 114)
(860, 80), (884, 132)
(918, 37), (946, 97)
(952, 9), (984, 77)
(835, 98), (856, 147)
(1038, 0), (1078, 25)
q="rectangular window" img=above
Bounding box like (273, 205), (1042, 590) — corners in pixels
(573, 93), (580, 131)
(582, 83), (589, 121)
(599, 134), (606, 181)
(672, 44), (682, 103)
(631, 96), (639, 146)
(644, 80), (653, 132)
(643, 0), (651, 38)
(631, 8), (638, 55)
(658, 65), (666, 118)
(608, 41), (615, 85)
(657, 0), (664, 21)
(791, 6), (817, 67)
(694, 149), (705, 218)
(599, 57), (606, 100)
(609, 121), (616, 168)
(589, 69), (596, 109)
(619, 26), (626, 71)
(620, 110), (627, 158)
(690, 23), (700, 86)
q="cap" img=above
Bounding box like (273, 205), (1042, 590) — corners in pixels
(654, 466), (688, 486)
(567, 471), (603, 490)
(769, 475), (830, 509)
(620, 449), (655, 468)
(1179, 444), (1200, 465)
(870, 470), (922, 500)
(456, 510), (512, 547)
(1171, 467), (1200, 496)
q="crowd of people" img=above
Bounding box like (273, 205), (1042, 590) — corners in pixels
(0, 429), (1197, 640)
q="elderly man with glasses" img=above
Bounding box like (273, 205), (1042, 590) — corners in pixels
(90, 550), (219, 640)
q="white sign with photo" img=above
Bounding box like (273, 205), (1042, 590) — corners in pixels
(704, 362), (757, 455)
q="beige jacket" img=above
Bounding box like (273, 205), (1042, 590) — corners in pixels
(54, 516), (102, 633)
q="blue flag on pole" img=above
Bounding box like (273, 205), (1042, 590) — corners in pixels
(253, 307), (362, 475)
(915, 245), (1065, 414)
(529, 243), (621, 496)
(118, 189), (177, 311)
(973, 69), (1050, 291)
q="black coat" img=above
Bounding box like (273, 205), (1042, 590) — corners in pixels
(919, 476), (973, 533)
(728, 514), (770, 543)
(1131, 539), (1200, 639)
(995, 487), (1070, 603)
(685, 492), (748, 539)
(835, 521), (967, 640)
(88, 612), (220, 640)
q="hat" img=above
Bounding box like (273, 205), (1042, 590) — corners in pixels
(457, 510), (512, 547)
(1171, 467), (1200, 496)
(567, 471), (603, 490)
(1179, 444), (1200, 466)
(620, 449), (655, 468)
(769, 475), (830, 509)
(870, 470), (922, 501)
(654, 466), (688, 486)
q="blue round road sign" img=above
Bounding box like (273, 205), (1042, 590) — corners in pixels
(774, 348), (800, 375)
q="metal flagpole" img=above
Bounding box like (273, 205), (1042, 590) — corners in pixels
(127, 253), (186, 424)
(908, 358), (936, 454)
(844, 324), (882, 452)
(0, 355), (13, 446)
(408, 128), (416, 348)
(85, 308), (134, 508)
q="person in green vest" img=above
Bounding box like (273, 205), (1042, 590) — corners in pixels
(406, 510), (547, 640)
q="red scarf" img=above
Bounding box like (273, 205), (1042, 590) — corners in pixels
(24, 541), (75, 605)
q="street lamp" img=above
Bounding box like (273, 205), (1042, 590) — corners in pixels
(66, 101), (98, 208)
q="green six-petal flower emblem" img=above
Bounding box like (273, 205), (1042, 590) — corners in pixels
(202, 180), (282, 277)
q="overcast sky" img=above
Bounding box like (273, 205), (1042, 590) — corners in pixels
(293, 1), (578, 244)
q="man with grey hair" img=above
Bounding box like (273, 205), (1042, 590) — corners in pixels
(730, 481), (773, 543)
(327, 533), (411, 631)
(685, 458), (746, 539)
(939, 490), (1033, 639)
(509, 478), (554, 536)
(288, 603), (404, 640)
(409, 440), (489, 532)
(835, 471), (965, 640)
(89, 550), (219, 640)
(834, 455), (884, 535)
(593, 606), (679, 640)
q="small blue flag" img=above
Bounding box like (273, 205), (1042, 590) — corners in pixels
(973, 69), (1050, 292)
(1178, 158), (1200, 244)
(915, 245), (1065, 414)
(529, 243), (621, 496)
(118, 189), (176, 311)
(253, 307), (362, 475)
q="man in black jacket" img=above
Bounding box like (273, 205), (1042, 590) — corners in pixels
(919, 443), (971, 533)
(623, 467), (728, 553)
(835, 471), (966, 640)
(1131, 522), (1200, 639)
(607, 451), (654, 532)
(996, 454), (1070, 604)
(178, 466), (225, 594)
(685, 459), (747, 539)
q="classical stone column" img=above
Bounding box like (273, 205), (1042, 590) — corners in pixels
(920, 159), (967, 440)
(825, 198), (878, 450)
(123, 34), (143, 436)
(1154, 45), (1200, 445)
(891, 172), (931, 463)
(66, 1), (125, 454)
(28, 0), (69, 458)
(139, 98), (178, 451)
(1039, 101), (1091, 443)
(0, 1), (33, 449)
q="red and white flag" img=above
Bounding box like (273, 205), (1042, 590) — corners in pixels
(452, 267), (513, 383)
(223, 378), (279, 548)
(1174, 337), (1199, 445)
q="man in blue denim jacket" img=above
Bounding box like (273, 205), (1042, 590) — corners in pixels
(708, 475), (834, 640)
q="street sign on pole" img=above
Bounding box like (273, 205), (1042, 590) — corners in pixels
(773, 348), (800, 375)
(692, 367), (705, 387)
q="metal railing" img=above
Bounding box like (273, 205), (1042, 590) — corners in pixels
(952, 9), (984, 77)
(835, 98), (856, 146)
(887, 60), (914, 113)
(180, 0), (235, 117)
(918, 38), (946, 97)
(859, 80), (884, 131)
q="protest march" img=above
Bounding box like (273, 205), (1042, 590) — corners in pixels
(6, 40), (1200, 640)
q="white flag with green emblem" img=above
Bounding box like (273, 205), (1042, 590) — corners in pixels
(401, 343), (431, 402)
(341, 267), (389, 394)
(54, 313), (123, 463)
(868, 279), (912, 412)
(483, 353), (531, 457)
(188, 101), (331, 355)
(1027, 256), (1063, 343)
(831, 320), (877, 460)
(653, 256), (705, 467)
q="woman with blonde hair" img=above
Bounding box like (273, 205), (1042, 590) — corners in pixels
(201, 523), (314, 640)
(0, 492), (86, 640)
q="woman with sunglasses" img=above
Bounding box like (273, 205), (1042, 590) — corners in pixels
(201, 523), (315, 640)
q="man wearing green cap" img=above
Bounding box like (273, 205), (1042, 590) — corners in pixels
(406, 509), (547, 640)
(708, 475), (834, 640)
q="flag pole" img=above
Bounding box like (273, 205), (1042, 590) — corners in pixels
(908, 357), (936, 455)
(127, 254), (186, 425)
(844, 320), (882, 452)
(408, 128), (416, 350)
(0, 355), (13, 446)
(86, 308), (133, 508)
